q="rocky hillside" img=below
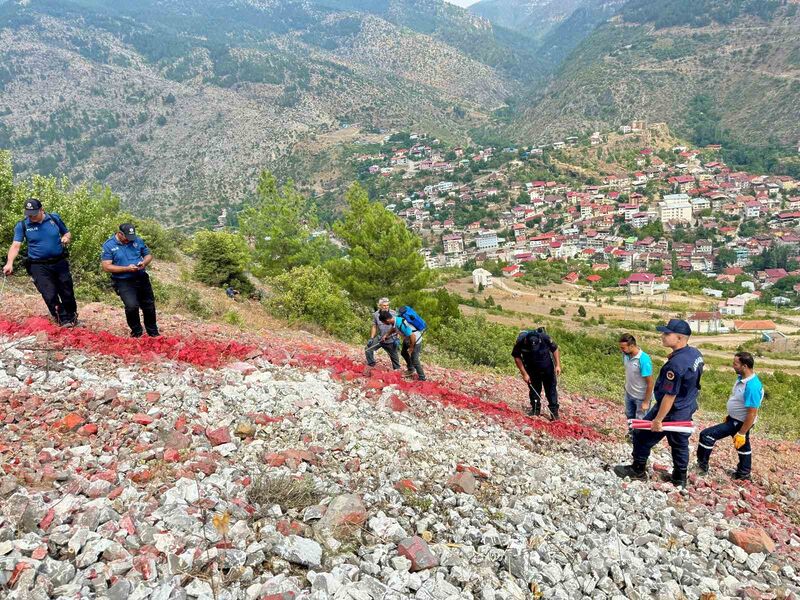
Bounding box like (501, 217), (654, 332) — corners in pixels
(469, 0), (587, 39)
(513, 0), (800, 145)
(0, 0), (533, 227)
(1, 288), (800, 599)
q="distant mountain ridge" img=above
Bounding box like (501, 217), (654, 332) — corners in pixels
(511, 0), (800, 147)
(0, 0), (535, 226)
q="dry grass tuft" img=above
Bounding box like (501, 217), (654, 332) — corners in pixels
(247, 473), (319, 511)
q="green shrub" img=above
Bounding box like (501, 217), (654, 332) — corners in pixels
(187, 230), (253, 294)
(266, 265), (362, 342)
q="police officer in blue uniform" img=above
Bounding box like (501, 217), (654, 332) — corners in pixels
(3, 198), (78, 326)
(614, 319), (704, 488)
(100, 223), (159, 338)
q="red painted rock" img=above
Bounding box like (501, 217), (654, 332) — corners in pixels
(31, 546), (48, 560)
(164, 431), (191, 450)
(78, 423), (99, 436)
(447, 471), (477, 494)
(390, 395), (408, 412)
(397, 536), (439, 571)
(60, 412), (84, 431)
(145, 392), (161, 403)
(316, 494), (367, 537)
(729, 528), (776, 554)
(345, 458), (361, 473)
(205, 427), (231, 447)
(456, 464), (490, 480)
(276, 519), (303, 537)
(264, 452), (286, 467)
(394, 479), (418, 493)
(130, 470), (154, 484)
(133, 413), (154, 426)
(164, 448), (181, 463)
(263, 594), (296, 600)
(103, 388), (119, 402)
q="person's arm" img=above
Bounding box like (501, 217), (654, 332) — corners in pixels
(739, 407), (758, 436)
(101, 260), (140, 275)
(370, 322), (378, 339)
(552, 348), (562, 377)
(4, 241), (22, 275)
(514, 357), (531, 384)
(642, 374), (655, 411)
(407, 333), (416, 354)
(52, 214), (71, 246)
(138, 240), (152, 269)
(380, 326), (397, 342)
(651, 394), (675, 432)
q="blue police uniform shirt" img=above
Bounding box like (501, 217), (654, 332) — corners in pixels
(100, 235), (151, 279)
(654, 345), (704, 414)
(12, 213), (68, 260)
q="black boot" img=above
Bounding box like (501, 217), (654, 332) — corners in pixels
(731, 471), (751, 481)
(695, 462), (709, 476)
(614, 462), (647, 481)
(549, 406), (558, 421)
(671, 469), (688, 488)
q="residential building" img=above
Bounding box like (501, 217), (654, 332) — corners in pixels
(472, 268), (493, 289)
(475, 231), (499, 250)
(658, 194), (693, 223)
(442, 234), (464, 255)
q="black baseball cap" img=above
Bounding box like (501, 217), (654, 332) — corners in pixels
(24, 198), (42, 216)
(119, 223), (136, 241)
(657, 318), (692, 336)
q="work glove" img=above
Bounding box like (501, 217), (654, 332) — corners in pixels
(733, 433), (747, 450)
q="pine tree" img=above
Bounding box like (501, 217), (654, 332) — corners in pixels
(239, 171), (336, 277)
(330, 183), (429, 305)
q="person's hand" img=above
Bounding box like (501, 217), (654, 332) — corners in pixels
(733, 433), (747, 450)
(128, 264), (140, 272)
(522, 373), (531, 385)
(651, 419), (663, 433)
(60, 234), (71, 246)
(555, 365), (562, 377)
(2, 263), (12, 276)
(136, 261), (145, 270)
(641, 401), (650, 413)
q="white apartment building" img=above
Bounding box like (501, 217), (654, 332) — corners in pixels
(658, 194), (693, 223)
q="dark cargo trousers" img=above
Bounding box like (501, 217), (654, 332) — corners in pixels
(29, 258), (77, 324)
(113, 273), (159, 337)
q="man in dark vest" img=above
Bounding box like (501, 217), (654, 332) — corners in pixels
(512, 327), (562, 420)
(3, 198), (78, 326)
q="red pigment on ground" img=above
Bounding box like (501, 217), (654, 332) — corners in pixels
(0, 317), (254, 368)
(260, 345), (601, 442)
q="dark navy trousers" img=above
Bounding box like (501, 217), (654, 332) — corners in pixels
(631, 404), (695, 471)
(29, 258), (77, 324)
(697, 417), (752, 476)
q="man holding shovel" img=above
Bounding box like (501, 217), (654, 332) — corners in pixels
(365, 297), (400, 371)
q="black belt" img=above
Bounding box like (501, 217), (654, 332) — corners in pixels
(28, 255), (66, 265)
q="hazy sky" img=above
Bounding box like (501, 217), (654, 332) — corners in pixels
(444, 0), (479, 7)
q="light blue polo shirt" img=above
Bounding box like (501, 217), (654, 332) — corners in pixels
(623, 350), (653, 399)
(727, 374), (763, 422)
(100, 235), (151, 280)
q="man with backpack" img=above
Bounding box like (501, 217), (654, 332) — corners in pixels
(512, 327), (562, 419)
(379, 307), (426, 381)
(3, 198), (78, 327)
